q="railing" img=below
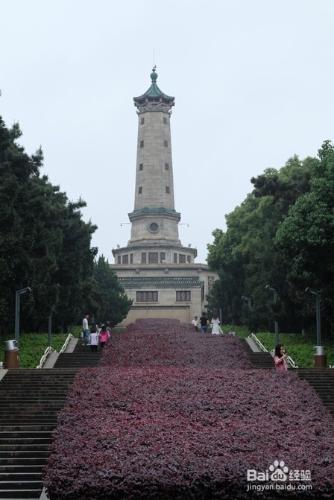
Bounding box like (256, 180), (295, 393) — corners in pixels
(36, 333), (74, 369)
(59, 333), (73, 353)
(249, 333), (298, 368)
(36, 346), (54, 369)
(250, 333), (268, 353)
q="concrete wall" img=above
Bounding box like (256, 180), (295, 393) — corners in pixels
(121, 286), (203, 325)
(124, 306), (190, 325)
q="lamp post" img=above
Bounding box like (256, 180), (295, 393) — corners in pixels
(305, 288), (325, 366)
(15, 287), (32, 345)
(265, 285), (279, 345)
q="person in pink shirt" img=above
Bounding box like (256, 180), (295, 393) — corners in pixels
(274, 344), (288, 372)
(99, 324), (109, 349)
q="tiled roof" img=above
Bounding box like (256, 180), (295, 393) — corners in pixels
(119, 276), (203, 289)
(133, 67), (174, 107)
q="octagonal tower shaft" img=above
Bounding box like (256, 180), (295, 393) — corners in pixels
(134, 110), (175, 210)
(128, 68), (181, 247)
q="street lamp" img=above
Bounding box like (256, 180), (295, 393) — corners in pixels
(305, 288), (324, 364)
(15, 287), (32, 344)
(265, 285), (279, 345)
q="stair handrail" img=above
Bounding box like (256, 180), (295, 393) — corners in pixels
(250, 333), (268, 352)
(59, 333), (73, 353)
(250, 333), (298, 368)
(36, 346), (54, 369)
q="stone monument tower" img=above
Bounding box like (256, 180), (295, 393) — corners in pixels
(112, 68), (216, 324)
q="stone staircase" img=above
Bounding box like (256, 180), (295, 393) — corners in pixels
(0, 342), (102, 499)
(240, 339), (274, 369)
(296, 368), (334, 418)
(0, 369), (76, 499)
(53, 342), (102, 368)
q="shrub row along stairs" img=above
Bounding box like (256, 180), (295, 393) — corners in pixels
(296, 368), (334, 418)
(0, 343), (102, 499)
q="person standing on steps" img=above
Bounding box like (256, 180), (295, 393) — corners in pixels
(274, 344), (288, 372)
(211, 315), (221, 335)
(191, 316), (199, 332)
(200, 312), (208, 333)
(99, 324), (109, 349)
(89, 326), (99, 352)
(82, 314), (90, 345)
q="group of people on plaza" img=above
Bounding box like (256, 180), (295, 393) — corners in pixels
(82, 314), (111, 352)
(191, 313), (223, 335)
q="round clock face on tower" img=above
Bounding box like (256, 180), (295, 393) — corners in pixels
(148, 222), (159, 233)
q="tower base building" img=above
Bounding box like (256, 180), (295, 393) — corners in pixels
(112, 68), (216, 325)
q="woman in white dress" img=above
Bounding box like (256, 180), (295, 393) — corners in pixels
(211, 316), (221, 335)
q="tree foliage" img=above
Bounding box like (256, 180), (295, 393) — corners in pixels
(0, 116), (130, 333)
(207, 144), (334, 335)
(90, 256), (132, 326)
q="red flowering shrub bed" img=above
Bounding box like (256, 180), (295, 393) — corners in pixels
(101, 319), (253, 369)
(45, 368), (334, 499)
(44, 320), (334, 498)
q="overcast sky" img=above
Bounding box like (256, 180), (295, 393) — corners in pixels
(1, 0), (334, 262)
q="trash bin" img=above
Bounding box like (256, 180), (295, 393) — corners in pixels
(4, 340), (19, 369)
(314, 345), (326, 368)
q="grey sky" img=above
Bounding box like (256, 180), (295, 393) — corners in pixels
(1, 0), (334, 263)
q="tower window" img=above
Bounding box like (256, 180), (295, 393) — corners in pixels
(176, 291), (191, 302)
(174, 253), (178, 263)
(165, 163), (169, 170)
(140, 140), (144, 148)
(122, 254), (129, 264)
(141, 252), (147, 264)
(141, 117), (145, 125)
(130, 253), (133, 264)
(187, 255), (191, 263)
(117, 256), (121, 264)
(136, 291), (158, 303)
(148, 252), (159, 264)
(165, 186), (170, 194)
(138, 186), (142, 194)
(179, 254), (186, 263)
(163, 116), (167, 124)
(160, 252), (166, 263)
(164, 140), (168, 147)
(139, 163), (143, 171)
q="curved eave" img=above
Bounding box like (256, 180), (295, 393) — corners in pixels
(134, 84), (174, 106)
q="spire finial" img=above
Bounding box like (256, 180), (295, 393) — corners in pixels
(150, 65), (158, 83)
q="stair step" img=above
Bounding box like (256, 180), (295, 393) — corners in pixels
(0, 489), (42, 499)
(0, 466), (43, 473)
(0, 444), (50, 451)
(0, 458), (47, 466)
(0, 438), (51, 445)
(0, 451), (49, 458)
(0, 480), (42, 489)
(0, 432), (52, 439)
(0, 473), (42, 481)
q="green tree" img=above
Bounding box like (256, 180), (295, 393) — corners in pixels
(207, 153), (316, 331)
(0, 116), (97, 333)
(90, 256), (132, 325)
(276, 141), (334, 335)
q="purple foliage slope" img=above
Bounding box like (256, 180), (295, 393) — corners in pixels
(44, 320), (334, 499)
(100, 320), (253, 369)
